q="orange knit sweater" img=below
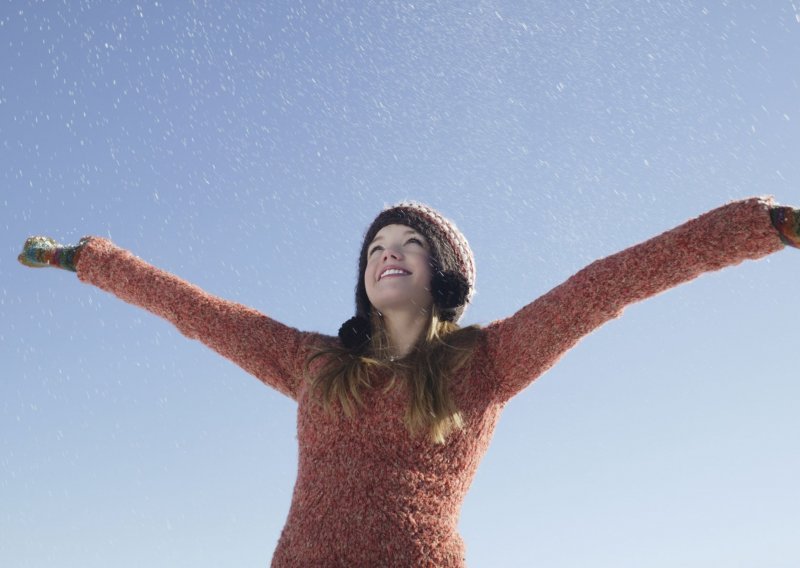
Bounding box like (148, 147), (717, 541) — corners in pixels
(75, 196), (784, 567)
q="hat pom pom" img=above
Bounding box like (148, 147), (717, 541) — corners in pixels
(431, 270), (470, 310)
(338, 315), (372, 352)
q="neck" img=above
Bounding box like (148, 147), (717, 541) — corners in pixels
(380, 309), (430, 359)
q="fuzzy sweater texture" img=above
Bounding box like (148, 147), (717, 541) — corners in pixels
(75, 197), (785, 567)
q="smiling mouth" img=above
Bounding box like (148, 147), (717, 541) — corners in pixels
(379, 269), (412, 280)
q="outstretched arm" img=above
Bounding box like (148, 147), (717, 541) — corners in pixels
(19, 236), (328, 401)
(481, 196), (793, 404)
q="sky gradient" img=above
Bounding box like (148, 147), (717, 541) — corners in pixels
(2, 2), (800, 566)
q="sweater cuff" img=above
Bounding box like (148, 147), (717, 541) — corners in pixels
(72, 236), (105, 274)
(770, 206), (800, 248)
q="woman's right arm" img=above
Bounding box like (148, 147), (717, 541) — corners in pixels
(20, 236), (325, 401)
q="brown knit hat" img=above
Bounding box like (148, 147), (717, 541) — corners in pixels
(338, 201), (476, 352)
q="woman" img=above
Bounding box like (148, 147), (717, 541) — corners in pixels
(18, 197), (800, 566)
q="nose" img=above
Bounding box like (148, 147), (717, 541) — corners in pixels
(381, 246), (403, 261)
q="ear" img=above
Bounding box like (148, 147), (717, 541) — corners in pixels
(430, 270), (470, 310)
(338, 315), (372, 352)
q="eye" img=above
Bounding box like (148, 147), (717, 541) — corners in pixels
(368, 237), (424, 257)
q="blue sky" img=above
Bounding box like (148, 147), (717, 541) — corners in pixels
(2, 1), (799, 566)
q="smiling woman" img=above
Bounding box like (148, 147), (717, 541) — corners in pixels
(308, 202), (483, 450)
(16, 196), (800, 566)
(364, 224), (435, 347)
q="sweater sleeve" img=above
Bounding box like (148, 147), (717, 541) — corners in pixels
(75, 237), (326, 401)
(482, 195), (786, 404)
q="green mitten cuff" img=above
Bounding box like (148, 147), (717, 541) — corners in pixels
(53, 240), (87, 272)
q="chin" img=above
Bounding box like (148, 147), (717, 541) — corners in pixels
(375, 298), (434, 314)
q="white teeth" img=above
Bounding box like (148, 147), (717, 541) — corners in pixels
(380, 269), (410, 279)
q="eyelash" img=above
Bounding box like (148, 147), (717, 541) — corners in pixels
(369, 238), (423, 256)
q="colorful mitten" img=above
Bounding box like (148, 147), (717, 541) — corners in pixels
(17, 236), (91, 272)
(770, 207), (800, 248)
(769, 206), (800, 248)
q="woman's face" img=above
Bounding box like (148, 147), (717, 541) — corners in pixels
(364, 223), (434, 316)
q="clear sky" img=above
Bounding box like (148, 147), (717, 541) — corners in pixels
(2, 2), (799, 567)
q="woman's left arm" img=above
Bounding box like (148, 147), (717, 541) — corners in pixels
(482, 195), (795, 403)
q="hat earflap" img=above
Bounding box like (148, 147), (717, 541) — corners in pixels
(338, 315), (372, 352)
(431, 269), (470, 311)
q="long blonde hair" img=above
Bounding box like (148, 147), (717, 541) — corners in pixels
(304, 305), (482, 445)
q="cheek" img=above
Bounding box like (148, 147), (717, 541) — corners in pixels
(421, 258), (435, 279)
(363, 264), (377, 293)
(418, 265), (434, 293)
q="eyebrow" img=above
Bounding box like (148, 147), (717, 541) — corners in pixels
(369, 229), (423, 245)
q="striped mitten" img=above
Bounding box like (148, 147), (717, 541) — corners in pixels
(18, 236), (91, 272)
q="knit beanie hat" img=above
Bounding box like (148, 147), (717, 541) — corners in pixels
(338, 201), (476, 353)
